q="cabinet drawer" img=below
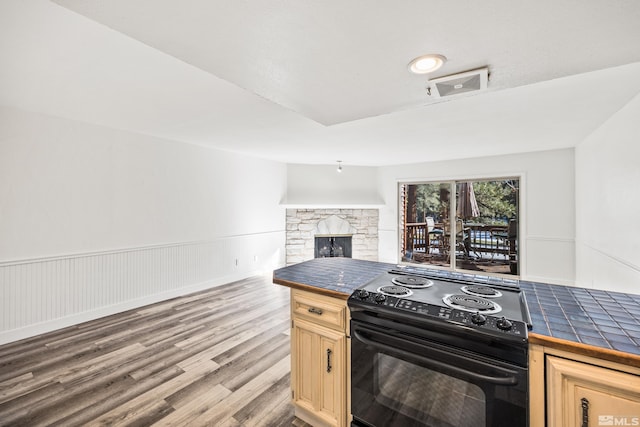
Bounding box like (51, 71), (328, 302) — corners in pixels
(291, 289), (347, 332)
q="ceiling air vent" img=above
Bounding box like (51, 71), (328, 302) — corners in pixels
(427, 67), (488, 98)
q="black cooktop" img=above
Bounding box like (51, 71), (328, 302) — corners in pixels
(348, 269), (532, 343)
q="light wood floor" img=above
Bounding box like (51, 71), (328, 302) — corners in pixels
(0, 275), (312, 427)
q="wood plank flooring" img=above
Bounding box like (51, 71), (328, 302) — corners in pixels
(0, 275), (312, 427)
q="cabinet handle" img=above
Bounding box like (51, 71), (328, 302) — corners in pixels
(308, 307), (323, 315)
(581, 397), (589, 427)
(326, 348), (332, 373)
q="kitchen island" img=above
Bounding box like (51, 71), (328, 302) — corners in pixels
(273, 258), (391, 427)
(273, 257), (640, 427)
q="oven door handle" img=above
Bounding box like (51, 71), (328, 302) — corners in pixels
(352, 326), (519, 386)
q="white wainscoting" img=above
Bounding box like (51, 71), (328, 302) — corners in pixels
(0, 232), (285, 344)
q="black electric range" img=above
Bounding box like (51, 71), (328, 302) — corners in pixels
(349, 268), (532, 347)
(348, 268), (532, 427)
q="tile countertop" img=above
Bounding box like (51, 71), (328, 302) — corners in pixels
(273, 257), (395, 298)
(522, 280), (640, 363)
(273, 258), (640, 366)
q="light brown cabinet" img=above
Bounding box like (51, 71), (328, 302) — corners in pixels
(530, 343), (640, 427)
(547, 356), (640, 426)
(291, 289), (348, 427)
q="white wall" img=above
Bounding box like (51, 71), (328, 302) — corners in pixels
(575, 93), (640, 294)
(0, 106), (287, 343)
(377, 149), (576, 285)
(284, 164), (383, 207)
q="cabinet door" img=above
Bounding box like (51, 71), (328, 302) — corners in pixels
(319, 332), (345, 422)
(292, 318), (346, 427)
(547, 356), (640, 427)
(293, 321), (317, 411)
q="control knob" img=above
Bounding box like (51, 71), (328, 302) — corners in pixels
(357, 289), (370, 299)
(471, 311), (486, 325)
(496, 316), (513, 331)
(374, 293), (386, 303)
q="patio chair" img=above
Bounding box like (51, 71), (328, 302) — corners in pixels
(426, 217), (444, 254)
(507, 219), (518, 274)
(442, 219), (471, 260)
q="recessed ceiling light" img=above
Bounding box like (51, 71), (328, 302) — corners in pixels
(408, 54), (447, 74)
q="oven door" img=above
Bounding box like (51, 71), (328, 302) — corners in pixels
(350, 320), (528, 427)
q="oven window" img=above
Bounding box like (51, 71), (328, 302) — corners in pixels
(376, 353), (486, 427)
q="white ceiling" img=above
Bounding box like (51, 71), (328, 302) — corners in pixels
(2, 0), (640, 166)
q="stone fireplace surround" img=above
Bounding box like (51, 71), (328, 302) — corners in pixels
(285, 209), (379, 266)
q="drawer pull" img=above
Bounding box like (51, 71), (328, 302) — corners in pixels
(308, 307), (323, 315)
(581, 397), (589, 427)
(327, 348), (332, 373)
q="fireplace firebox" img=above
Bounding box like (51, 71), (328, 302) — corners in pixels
(314, 236), (352, 258)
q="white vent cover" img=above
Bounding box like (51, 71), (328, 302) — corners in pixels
(427, 67), (488, 98)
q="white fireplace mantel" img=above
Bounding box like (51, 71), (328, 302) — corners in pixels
(314, 215), (356, 236)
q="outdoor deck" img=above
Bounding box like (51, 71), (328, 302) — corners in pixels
(404, 222), (518, 274)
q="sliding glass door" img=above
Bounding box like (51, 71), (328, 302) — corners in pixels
(400, 178), (519, 276)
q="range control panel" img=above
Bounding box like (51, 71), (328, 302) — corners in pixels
(349, 289), (528, 340)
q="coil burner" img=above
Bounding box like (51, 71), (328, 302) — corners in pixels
(461, 285), (503, 298)
(391, 275), (434, 289)
(377, 285), (413, 298)
(443, 294), (502, 314)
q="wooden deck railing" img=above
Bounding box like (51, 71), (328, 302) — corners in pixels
(405, 222), (514, 258)
(405, 222), (429, 253)
(465, 223), (510, 256)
